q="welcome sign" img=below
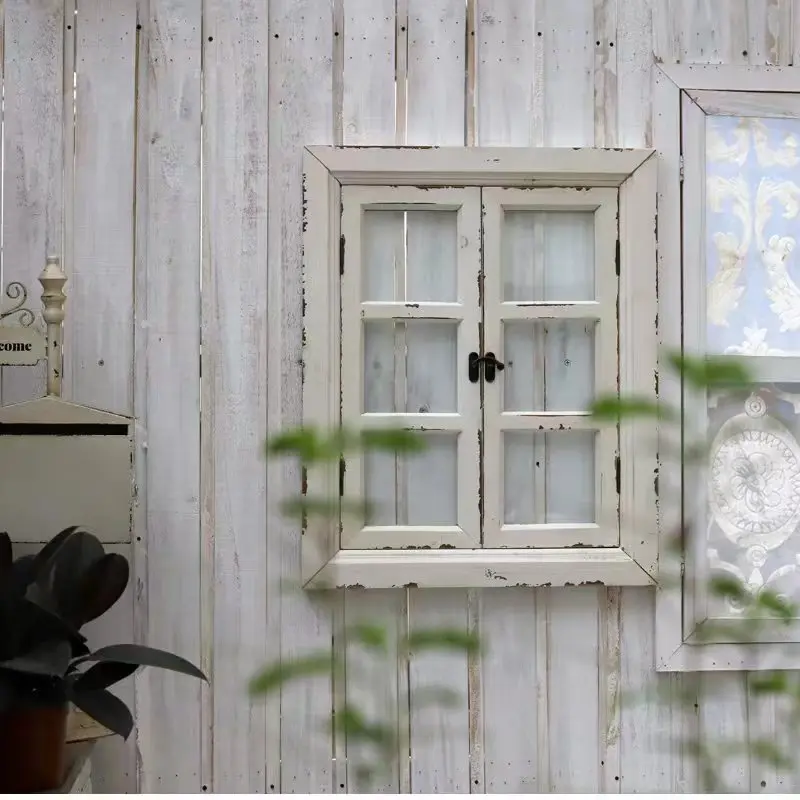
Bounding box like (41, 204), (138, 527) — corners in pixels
(0, 326), (46, 365)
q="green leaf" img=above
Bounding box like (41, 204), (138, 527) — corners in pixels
(590, 396), (673, 422)
(359, 428), (426, 454)
(249, 655), (336, 695)
(405, 628), (481, 655)
(749, 672), (789, 695)
(749, 738), (792, 769)
(756, 590), (796, 623)
(267, 427), (348, 464)
(280, 497), (372, 520)
(410, 686), (462, 708)
(347, 623), (388, 651)
(668, 353), (752, 391)
(709, 575), (748, 603)
(333, 705), (395, 747)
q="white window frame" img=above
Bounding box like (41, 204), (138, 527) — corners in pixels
(302, 146), (658, 590)
(655, 64), (800, 671)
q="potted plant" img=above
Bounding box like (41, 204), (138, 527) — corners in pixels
(0, 526), (207, 793)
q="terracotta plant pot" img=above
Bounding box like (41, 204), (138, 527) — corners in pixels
(0, 702), (69, 792)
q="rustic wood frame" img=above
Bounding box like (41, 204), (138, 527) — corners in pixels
(655, 64), (800, 671)
(302, 146), (658, 589)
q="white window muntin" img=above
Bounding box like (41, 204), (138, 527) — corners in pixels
(339, 186), (482, 549)
(481, 188), (619, 548)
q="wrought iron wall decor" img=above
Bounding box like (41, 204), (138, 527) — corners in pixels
(0, 256), (66, 396)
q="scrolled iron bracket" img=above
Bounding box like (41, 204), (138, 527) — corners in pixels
(0, 256), (67, 396)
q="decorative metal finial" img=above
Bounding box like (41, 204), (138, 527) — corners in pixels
(39, 256), (67, 397)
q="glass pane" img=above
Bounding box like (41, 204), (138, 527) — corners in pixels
(365, 433), (458, 526)
(706, 116), (800, 356)
(407, 210), (458, 302)
(504, 431), (596, 524)
(502, 210), (595, 302)
(503, 320), (595, 412)
(363, 209), (457, 302)
(706, 386), (800, 617)
(364, 321), (458, 413)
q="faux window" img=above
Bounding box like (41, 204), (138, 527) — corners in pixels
(656, 65), (800, 670)
(302, 147), (657, 589)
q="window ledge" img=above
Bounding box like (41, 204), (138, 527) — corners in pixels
(303, 547), (655, 589)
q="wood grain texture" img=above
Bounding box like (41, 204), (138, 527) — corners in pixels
(340, 6), (408, 791)
(134, 0), (204, 791)
(69, 0), (136, 415)
(402, 0), (474, 792)
(202, 0), (269, 791)
(5, 0), (799, 793)
(2, 0), (64, 405)
(268, 0), (337, 791)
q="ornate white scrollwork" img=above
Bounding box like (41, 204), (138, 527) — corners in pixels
(708, 393), (800, 551)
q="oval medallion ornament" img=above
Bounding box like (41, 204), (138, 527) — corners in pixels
(709, 396), (800, 550)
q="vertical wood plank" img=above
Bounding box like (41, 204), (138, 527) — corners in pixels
(134, 0), (203, 791)
(616, 0), (652, 146)
(69, 0), (136, 415)
(619, 588), (694, 792)
(268, 0), (336, 792)
(61, 1), (138, 791)
(202, 0), (269, 791)
(475, 0), (543, 147)
(2, 0), (64, 404)
(746, 673), (793, 792)
(408, 591), (471, 793)
(402, 2), (472, 792)
(480, 590), (540, 792)
(339, 2), (408, 792)
(536, 3), (605, 793)
(342, 0), (395, 146)
(406, 0), (465, 145)
(699, 673), (750, 791)
(541, 0), (595, 146)
(473, 3), (543, 793)
(546, 587), (602, 792)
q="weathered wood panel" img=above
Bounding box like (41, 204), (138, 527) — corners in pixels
(66, 1), (138, 791)
(134, 0), (203, 791)
(6, 0), (800, 794)
(202, 0), (270, 791)
(268, 0), (337, 792)
(2, 0), (64, 404)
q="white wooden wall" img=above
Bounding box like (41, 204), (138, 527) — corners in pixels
(1, 0), (798, 793)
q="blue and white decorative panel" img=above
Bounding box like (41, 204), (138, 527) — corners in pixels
(706, 386), (800, 617)
(706, 116), (800, 356)
(704, 115), (800, 618)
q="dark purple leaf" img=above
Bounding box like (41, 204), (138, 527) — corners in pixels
(51, 532), (105, 624)
(0, 640), (71, 677)
(67, 686), (134, 739)
(73, 554), (129, 626)
(0, 532), (11, 573)
(31, 526), (80, 581)
(72, 661), (139, 691)
(86, 644), (207, 681)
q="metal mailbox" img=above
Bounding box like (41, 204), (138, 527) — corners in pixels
(0, 258), (134, 544)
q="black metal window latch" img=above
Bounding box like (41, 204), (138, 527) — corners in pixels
(468, 352), (505, 383)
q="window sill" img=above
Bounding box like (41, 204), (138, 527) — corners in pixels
(303, 546), (655, 589)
